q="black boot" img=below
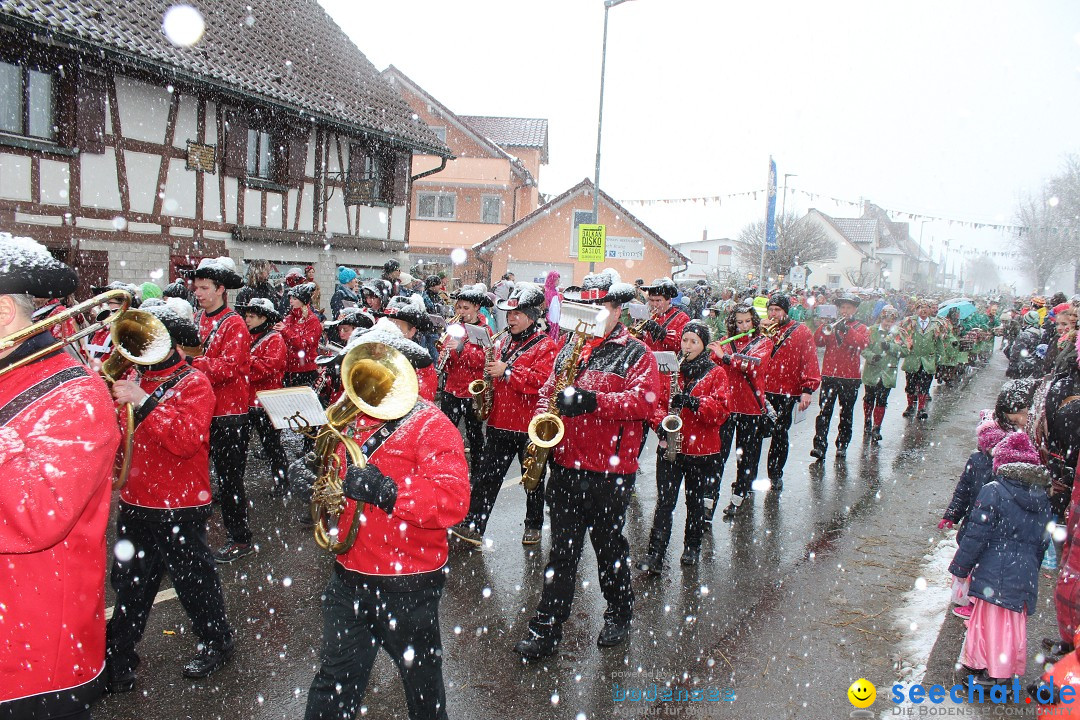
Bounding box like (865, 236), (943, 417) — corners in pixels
(636, 551), (664, 574)
(680, 546), (701, 566)
(597, 620), (631, 648)
(516, 619), (560, 659)
(722, 493), (746, 520)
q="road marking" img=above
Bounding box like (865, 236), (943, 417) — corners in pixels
(501, 475), (522, 489)
(104, 587), (177, 621)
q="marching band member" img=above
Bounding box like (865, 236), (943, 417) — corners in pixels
(440, 284), (493, 475)
(638, 321), (730, 573)
(900, 300), (944, 420)
(0, 235), (121, 720)
(515, 269), (660, 658)
(760, 293), (821, 491)
(237, 297), (289, 496)
(360, 279), (392, 314)
(860, 305), (905, 441)
(84, 281), (141, 364)
(637, 277), (689, 351)
(278, 282), (323, 390)
(291, 333), (470, 720)
(707, 302), (774, 521)
(810, 294), (870, 459)
(379, 294), (439, 402)
(184, 257), (254, 563)
(106, 299), (235, 690)
(450, 284), (557, 546)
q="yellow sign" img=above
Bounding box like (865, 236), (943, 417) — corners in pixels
(577, 224), (606, 263)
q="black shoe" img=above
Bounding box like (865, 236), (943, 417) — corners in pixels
(917, 409), (929, 420)
(975, 673), (1009, 687)
(835, 444), (848, 457)
(213, 542), (254, 564)
(597, 621), (631, 648)
(770, 477), (783, 493)
(515, 632), (558, 659)
(902, 406), (915, 418)
(680, 547), (700, 566)
(636, 552), (663, 575)
(182, 643), (233, 679)
(809, 447), (826, 460)
(267, 483), (290, 499)
(871, 426), (883, 441)
(105, 669), (136, 694)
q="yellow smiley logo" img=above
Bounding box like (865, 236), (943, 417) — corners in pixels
(848, 678), (876, 708)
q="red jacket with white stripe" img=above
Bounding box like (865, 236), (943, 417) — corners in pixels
(650, 357), (730, 456)
(815, 320), (870, 380)
(120, 357), (214, 513)
(0, 346), (121, 709)
(335, 400), (470, 576)
(711, 333), (774, 416)
(192, 306), (251, 418)
(487, 328), (558, 434)
(643, 305), (690, 352)
(536, 323), (660, 474)
(443, 318), (491, 399)
(247, 328), (286, 408)
(279, 308), (322, 374)
(761, 320), (822, 397)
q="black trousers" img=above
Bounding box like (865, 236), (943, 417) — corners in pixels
(440, 394), (484, 475)
(905, 369), (934, 398)
(249, 407), (288, 488)
(305, 568), (448, 720)
(863, 382), (891, 408)
(465, 426), (545, 534)
(812, 377), (862, 451)
(765, 393), (799, 481)
(211, 415), (251, 544)
(647, 452), (717, 555)
(530, 464), (634, 636)
(715, 413), (767, 498)
(286, 371), (319, 455)
(106, 511), (232, 676)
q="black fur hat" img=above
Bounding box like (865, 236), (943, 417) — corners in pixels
(566, 269), (636, 305)
(380, 294), (434, 333)
(181, 256), (244, 289)
(0, 233), (77, 298)
(453, 284), (494, 308)
(641, 277), (679, 299)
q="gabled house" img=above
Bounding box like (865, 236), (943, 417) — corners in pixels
(473, 178), (688, 286)
(381, 66), (546, 284)
(675, 233), (739, 283)
(0, 0), (449, 298)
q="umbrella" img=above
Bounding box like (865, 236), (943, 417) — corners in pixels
(940, 296), (974, 306)
(938, 299), (977, 320)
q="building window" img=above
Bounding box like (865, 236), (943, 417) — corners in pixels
(417, 192), (455, 220)
(827, 274), (841, 288)
(570, 209), (596, 258)
(0, 60), (55, 140)
(481, 195), (501, 224)
(246, 127), (274, 179)
(346, 142), (396, 205)
(429, 125), (447, 143)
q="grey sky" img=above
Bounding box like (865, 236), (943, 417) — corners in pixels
(320, 0), (1080, 287)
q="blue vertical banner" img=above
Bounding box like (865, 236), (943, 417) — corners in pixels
(765, 156), (778, 252)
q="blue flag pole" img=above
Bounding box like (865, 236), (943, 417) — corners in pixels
(758, 156), (778, 292)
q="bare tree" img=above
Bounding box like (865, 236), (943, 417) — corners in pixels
(844, 267), (876, 287)
(734, 211), (838, 276)
(1015, 191), (1070, 291)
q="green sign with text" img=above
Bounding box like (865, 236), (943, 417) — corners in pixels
(577, 224), (606, 263)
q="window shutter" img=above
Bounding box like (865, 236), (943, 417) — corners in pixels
(222, 107), (248, 177)
(391, 152), (411, 205)
(285, 127), (308, 185)
(75, 69), (106, 154)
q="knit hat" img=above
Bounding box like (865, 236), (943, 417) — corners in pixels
(767, 292), (790, 314)
(360, 279), (392, 308)
(1023, 310), (1041, 326)
(162, 280), (191, 301)
(992, 431), (1051, 487)
(289, 282), (317, 305)
(338, 266), (357, 285)
(380, 294), (434, 332)
(383, 259), (401, 275)
(425, 275), (443, 289)
(0, 232), (77, 298)
(235, 296), (282, 323)
(565, 268), (636, 305)
(682, 320), (711, 347)
(497, 282), (545, 321)
(641, 277), (679, 299)
(140, 282), (163, 301)
(976, 418), (1008, 454)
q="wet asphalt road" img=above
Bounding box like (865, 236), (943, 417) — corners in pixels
(94, 357), (1003, 720)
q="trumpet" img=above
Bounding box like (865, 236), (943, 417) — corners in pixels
(819, 317), (850, 336)
(626, 305), (655, 338)
(435, 314), (463, 373)
(469, 327), (509, 421)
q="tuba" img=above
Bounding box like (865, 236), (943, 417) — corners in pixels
(660, 352), (688, 461)
(469, 327), (509, 421)
(309, 340), (419, 554)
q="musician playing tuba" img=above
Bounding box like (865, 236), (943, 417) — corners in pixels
(515, 269), (660, 659)
(0, 234), (122, 720)
(638, 321), (730, 574)
(450, 283), (558, 547)
(290, 328), (470, 720)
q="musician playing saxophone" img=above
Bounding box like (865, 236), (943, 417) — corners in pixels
(439, 284), (493, 476)
(450, 284), (557, 547)
(638, 322), (730, 574)
(810, 293), (870, 460)
(515, 269), (660, 659)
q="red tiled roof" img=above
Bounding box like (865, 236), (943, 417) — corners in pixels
(459, 116), (549, 164)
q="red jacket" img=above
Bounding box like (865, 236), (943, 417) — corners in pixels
(761, 320), (822, 397)
(815, 320), (870, 379)
(644, 305), (690, 352)
(487, 329), (558, 434)
(120, 359), (214, 512)
(85, 326), (113, 362)
(417, 364), (437, 403)
(0, 348), (121, 708)
(335, 400), (470, 576)
(192, 307), (251, 418)
(536, 324), (660, 474)
(443, 319), (491, 399)
(280, 308), (322, 374)
(650, 359), (730, 456)
(711, 333), (774, 416)
(247, 328), (286, 408)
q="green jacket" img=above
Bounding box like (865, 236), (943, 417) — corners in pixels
(861, 325), (906, 388)
(900, 318), (944, 374)
(939, 324), (966, 367)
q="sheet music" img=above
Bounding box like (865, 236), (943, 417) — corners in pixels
(256, 387), (328, 431)
(628, 303), (651, 320)
(653, 351), (679, 373)
(465, 323), (493, 347)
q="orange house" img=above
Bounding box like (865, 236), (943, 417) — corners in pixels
(381, 66), (547, 284)
(473, 178), (688, 287)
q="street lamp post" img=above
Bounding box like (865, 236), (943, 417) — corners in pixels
(781, 173), (797, 219)
(591, 0), (635, 272)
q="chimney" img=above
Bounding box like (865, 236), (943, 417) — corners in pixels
(702, 228), (708, 242)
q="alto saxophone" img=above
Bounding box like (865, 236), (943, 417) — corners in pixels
(660, 351), (688, 461)
(469, 327), (509, 421)
(521, 321), (592, 491)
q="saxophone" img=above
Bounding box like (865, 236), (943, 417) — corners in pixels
(469, 327), (509, 421)
(521, 321), (592, 491)
(659, 352), (688, 461)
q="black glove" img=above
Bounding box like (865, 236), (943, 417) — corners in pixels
(719, 353), (732, 365)
(288, 453), (319, 493)
(670, 393), (700, 412)
(342, 463), (398, 515)
(642, 319), (664, 341)
(871, 354), (882, 364)
(556, 387), (598, 417)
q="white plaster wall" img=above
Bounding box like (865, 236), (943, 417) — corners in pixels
(305, 128), (316, 177)
(80, 149), (122, 210)
(162, 158), (196, 219)
(203, 172), (221, 222)
(38, 159), (70, 206)
(123, 151), (160, 214)
(266, 193), (283, 229)
(77, 237), (170, 285)
(244, 188), (261, 227)
(224, 176), (238, 225)
(115, 77), (170, 144)
(0, 153), (31, 201)
(358, 204), (388, 238)
(326, 134), (341, 175)
(204, 101), (218, 145)
(173, 95), (198, 149)
(325, 194), (348, 234)
(298, 183), (314, 231)
(390, 205), (406, 241)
